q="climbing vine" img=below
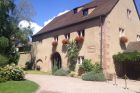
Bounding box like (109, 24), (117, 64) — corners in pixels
(66, 41), (79, 71)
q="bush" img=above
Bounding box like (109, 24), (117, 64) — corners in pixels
(113, 52), (140, 62)
(92, 63), (102, 73)
(54, 68), (69, 76)
(0, 64), (25, 81)
(80, 59), (94, 72)
(69, 71), (77, 77)
(82, 71), (106, 81)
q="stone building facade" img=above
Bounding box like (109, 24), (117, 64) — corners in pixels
(32, 0), (140, 74)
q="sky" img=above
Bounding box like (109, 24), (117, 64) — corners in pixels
(18, 0), (140, 34)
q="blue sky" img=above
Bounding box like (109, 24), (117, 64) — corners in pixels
(17, 0), (140, 34)
(31, 0), (92, 26)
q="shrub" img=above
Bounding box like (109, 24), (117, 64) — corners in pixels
(82, 71), (106, 81)
(113, 52), (140, 62)
(54, 68), (69, 76)
(0, 64), (25, 81)
(79, 59), (94, 72)
(92, 63), (102, 73)
(69, 71), (77, 77)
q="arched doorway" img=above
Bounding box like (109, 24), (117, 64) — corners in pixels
(51, 52), (62, 70)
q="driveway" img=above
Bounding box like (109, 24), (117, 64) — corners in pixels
(26, 74), (140, 93)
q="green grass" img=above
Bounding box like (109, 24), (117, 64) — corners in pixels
(25, 70), (51, 75)
(0, 80), (39, 93)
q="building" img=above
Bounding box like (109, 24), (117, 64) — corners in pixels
(32, 0), (140, 74)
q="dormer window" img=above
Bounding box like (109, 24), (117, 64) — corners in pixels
(83, 9), (88, 16)
(65, 33), (70, 39)
(127, 9), (132, 19)
(73, 8), (77, 14)
(137, 35), (140, 41)
(119, 27), (125, 37)
(54, 36), (58, 41)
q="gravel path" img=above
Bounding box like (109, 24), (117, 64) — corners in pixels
(26, 74), (140, 93)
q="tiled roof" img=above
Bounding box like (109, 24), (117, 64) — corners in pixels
(34, 0), (119, 36)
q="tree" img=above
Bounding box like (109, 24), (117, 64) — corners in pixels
(0, 0), (34, 65)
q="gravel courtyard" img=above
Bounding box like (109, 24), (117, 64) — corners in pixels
(26, 74), (140, 93)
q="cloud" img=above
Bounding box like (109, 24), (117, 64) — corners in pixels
(44, 10), (69, 26)
(19, 20), (43, 35)
(19, 10), (70, 35)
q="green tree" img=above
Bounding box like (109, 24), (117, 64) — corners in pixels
(0, 0), (34, 65)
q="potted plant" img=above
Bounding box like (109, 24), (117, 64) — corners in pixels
(74, 36), (84, 43)
(62, 39), (69, 45)
(52, 41), (58, 47)
(120, 36), (128, 43)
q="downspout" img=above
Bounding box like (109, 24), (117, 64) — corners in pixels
(100, 16), (103, 68)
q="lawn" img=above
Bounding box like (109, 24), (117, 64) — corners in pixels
(0, 80), (39, 93)
(25, 70), (51, 75)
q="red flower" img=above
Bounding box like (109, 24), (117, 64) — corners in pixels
(120, 36), (128, 43)
(52, 41), (58, 47)
(75, 36), (84, 43)
(62, 39), (69, 45)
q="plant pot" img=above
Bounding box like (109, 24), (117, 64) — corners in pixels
(52, 41), (58, 47)
(75, 36), (84, 43)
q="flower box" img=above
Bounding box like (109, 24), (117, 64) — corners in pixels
(75, 36), (84, 43)
(52, 41), (58, 47)
(62, 39), (69, 45)
(120, 36), (128, 43)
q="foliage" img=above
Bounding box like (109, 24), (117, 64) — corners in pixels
(0, 64), (25, 81)
(0, 54), (9, 66)
(54, 68), (69, 76)
(113, 52), (140, 62)
(52, 60), (58, 74)
(0, 80), (39, 93)
(92, 63), (102, 73)
(0, 0), (34, 66)
(66, 41), (79, 71)
(82, 71), (106, 81)
(79, 59), (94, 72)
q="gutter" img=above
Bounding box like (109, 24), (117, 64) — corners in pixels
(100, 16), (103, 67)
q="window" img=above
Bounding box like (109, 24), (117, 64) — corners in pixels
(54, 36), (58, 41)
(83, 9), (88, 16)
(77, 30), (85, 37)
(137, 35), (140, 41)
(65, 33), (70, 39)
(82, 30), (85, 37)
(119, 28), (125, 37)
(127, 9), (132, 19)
(73, 8), (77, 14)
(77, 56), (84, 64)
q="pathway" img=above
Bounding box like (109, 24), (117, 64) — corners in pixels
(26, 74), (140, 93)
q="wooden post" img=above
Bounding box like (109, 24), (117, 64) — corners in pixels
(124, 74), (128, 89)
(113, 74), (118, 86)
